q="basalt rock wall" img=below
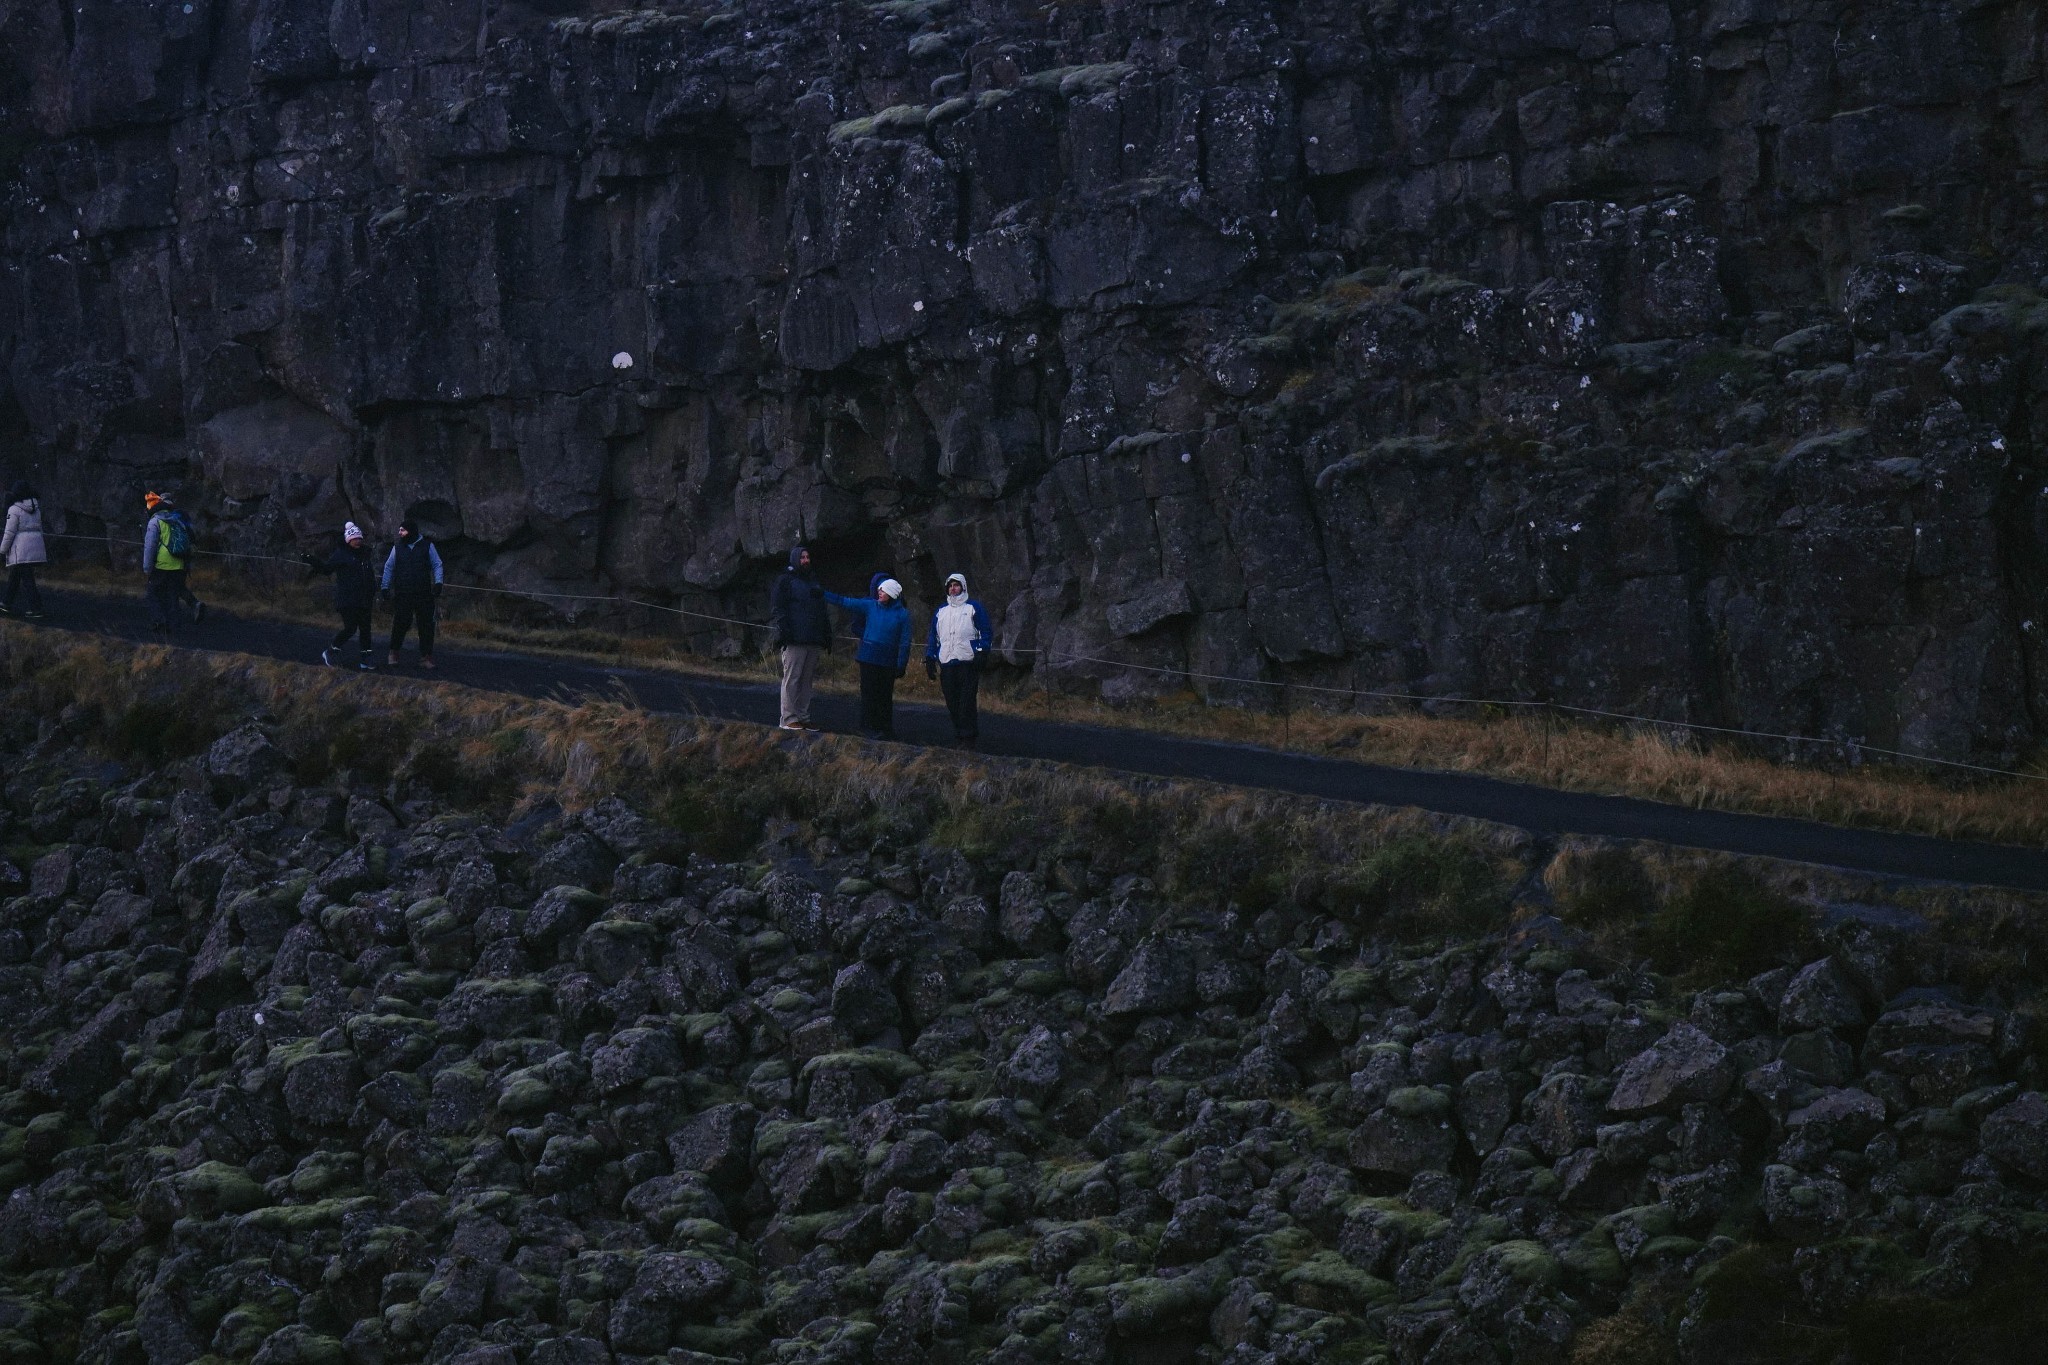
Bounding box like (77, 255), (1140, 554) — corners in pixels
(3, 0), (2048, 756)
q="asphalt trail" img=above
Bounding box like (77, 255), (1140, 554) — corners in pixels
(20, 587), (2048, 893)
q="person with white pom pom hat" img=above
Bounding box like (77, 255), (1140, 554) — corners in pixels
(824, 575), (913, 741)
(302, 521), (379, 669)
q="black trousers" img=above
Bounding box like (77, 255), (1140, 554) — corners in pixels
(147, 568), (186, 631)
(858, 662), (897, 739)
(390, 595), (436, 656)
(332, 604), (372, 651)
(4, 564), (41, 614)
(940, 657), (980, 739)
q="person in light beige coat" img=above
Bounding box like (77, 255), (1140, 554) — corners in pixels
(0, 482), (47, 619)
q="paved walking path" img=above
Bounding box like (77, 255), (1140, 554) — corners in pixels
(20, 587), (2048, 892)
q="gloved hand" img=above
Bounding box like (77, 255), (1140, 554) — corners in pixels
(896, 668), (906, 681)
(924, 659), (938, 682)
(300, 552), (319, 569)
(379, 588), (391, 603)
(433, 584), (443, 600)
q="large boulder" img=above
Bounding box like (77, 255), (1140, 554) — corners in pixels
(1103, 939), (1196, 1018)
(205, 724), (289, 795)
(1785, 1088), (1886, 1150)
(1980, 1092), (2048, 1182)
(669, 1103), (758, 1188)
(591, 1027), (682, 1094)
(1608, 1023), (1734, 1116)
(830, 961), (899, 1039)
(1841, 253), (1970, 339)
(1776, 959), (1867, 1033)
(282, 1052), (363, 1129)
(1350, 1089), (1458, 1175)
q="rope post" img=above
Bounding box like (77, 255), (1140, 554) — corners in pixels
(1542, 703), (1552, 780)
(1281, 680), (1291, 749)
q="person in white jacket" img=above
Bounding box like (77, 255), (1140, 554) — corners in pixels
(0, 482), (48, 619)
(923, 572), (993, 748)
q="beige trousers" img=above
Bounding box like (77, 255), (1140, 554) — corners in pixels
(780, 645), (820, 726)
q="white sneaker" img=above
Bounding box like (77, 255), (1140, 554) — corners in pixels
(779, 721), (805, 730)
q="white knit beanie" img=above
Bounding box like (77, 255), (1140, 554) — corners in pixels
(343, 521), (363, 541)
(877, 578), (903, 600)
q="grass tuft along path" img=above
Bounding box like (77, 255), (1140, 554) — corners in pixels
(23, 586), (2048, 892)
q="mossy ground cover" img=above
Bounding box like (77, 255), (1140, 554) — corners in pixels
(1, 630), (2046, 1364)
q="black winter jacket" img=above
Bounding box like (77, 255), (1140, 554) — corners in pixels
(310, 544), (377, 613)
(770, 549), (832, 649)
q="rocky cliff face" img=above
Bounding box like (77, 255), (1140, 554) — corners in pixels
(3, 0), (2047, 756)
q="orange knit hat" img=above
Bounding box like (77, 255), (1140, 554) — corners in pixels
(144, 491), (164, 510)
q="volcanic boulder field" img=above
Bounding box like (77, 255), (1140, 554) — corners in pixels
(0, 636), (2046, 1365)
(3, 0), (2048, 756)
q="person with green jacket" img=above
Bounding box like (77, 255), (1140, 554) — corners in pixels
(141, 491), (200, 635)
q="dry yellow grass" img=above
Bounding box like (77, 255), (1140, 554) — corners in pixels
(0, 623), (1525, 916)
(31, 560), (2048, 848)
(12, 623), (2048, 979)
(1056, 693), (2048, 848)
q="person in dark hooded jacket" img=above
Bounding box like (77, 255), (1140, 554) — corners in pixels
(381, 518), (443, 669)
(303, 521), (378, 669)
(770, 544), (831, 729)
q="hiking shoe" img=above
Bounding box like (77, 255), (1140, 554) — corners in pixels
(358, 652), (377, 671)
(192, 601), (206, 624)
(321, 647), (336, 667)
(387, 651), (400, 666)
(802, 722), (822, 732)
(419, 657), (436, 671)
(22, 611), (41, 621)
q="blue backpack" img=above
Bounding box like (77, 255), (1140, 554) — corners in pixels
(163, 512), (192, 559)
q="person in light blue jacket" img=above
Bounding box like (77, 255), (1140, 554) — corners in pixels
(824, 576), (912, 740)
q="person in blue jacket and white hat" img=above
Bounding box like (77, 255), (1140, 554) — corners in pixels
(825, 576), (912, 740)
